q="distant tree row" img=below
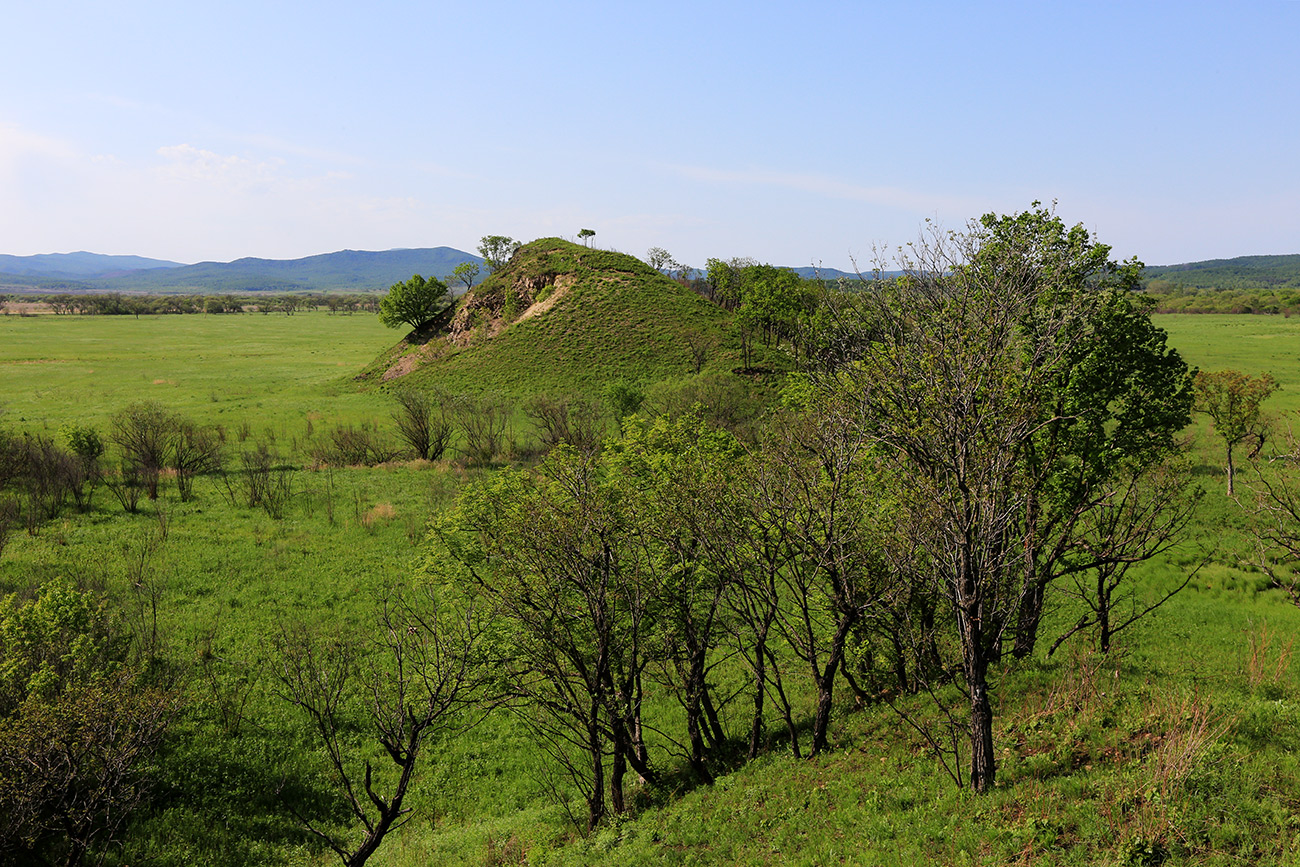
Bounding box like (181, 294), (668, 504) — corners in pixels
(24, 292), (382, 317)
(1144, 282), (1300, 315)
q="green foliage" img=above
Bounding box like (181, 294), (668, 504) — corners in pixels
(0, 581), (175, 865)
(449, 261), (480, 293)
(378, 273), (452, 331)
(59, 422), (104, 464)
(477, 236), (522, 274)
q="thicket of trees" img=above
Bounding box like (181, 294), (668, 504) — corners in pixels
(405, 206), (1202, 842)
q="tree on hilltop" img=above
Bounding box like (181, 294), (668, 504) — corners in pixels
(449, 261), (480, 293)
(477, 236), (521, 274)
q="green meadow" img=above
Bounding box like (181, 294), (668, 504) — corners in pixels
(0, 311), (395, 431)
(3, 310), (1300, 865)
(1158, 314), (1300, 412)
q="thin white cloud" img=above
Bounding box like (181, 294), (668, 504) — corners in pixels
(154, 144), (284, 189)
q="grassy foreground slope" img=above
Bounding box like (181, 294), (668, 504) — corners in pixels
(360, 239), (753, 398)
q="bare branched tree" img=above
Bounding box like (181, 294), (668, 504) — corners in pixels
(273, 589), (488, 867)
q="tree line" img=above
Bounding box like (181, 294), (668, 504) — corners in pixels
(8, 292), (383, 317)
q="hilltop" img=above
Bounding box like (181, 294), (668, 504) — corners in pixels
(361, 239), (773, 399)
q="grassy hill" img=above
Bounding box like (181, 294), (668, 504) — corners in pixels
(362, 239), (782, 400)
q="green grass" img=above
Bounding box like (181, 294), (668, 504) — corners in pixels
(1158, 314), (1300, 413)
(0, 310), (394, 431)
(5, 310), (1300, 866)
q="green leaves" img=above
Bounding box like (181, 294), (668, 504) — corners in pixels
(377, 273), (452, 331)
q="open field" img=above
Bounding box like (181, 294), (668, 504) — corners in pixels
(1158, 314), (1300, 414)
(0, 311), (395, 432)
(3, 311), (1300, 865)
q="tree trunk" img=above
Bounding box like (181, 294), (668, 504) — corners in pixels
(748, 633), (767, 759)
(1226, 442), (1236, 496)
(701, 685), (725, 749)
(1012, 578), (1046, 659)
(587, 711), (605, 832)
(969, 676), (996, 793)
(1097, 572), (1113, 654)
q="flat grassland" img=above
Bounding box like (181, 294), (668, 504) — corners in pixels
(3, 311), (1300, 866)
(0, 311), (395, 431)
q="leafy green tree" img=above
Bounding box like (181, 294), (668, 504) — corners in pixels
(477, 236), (521, 274)
(826, 205), (1194, 792)
(377, 274), (452, 331)
(577, 228), (595, 246)
(1195, 369), (1277, 494)
(449, 261), (480, 293)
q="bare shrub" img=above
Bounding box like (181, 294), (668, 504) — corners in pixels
(523, 394), (604, 455)
(0, 496), (17, 560)
(105, 461), (145, 514)
(392, 388), (454, 461)
(172, 421), (223, 502)
(454, 394), (512, 466)
(110, 402), (179, 500)
(314, 424), (401, 467)
(222, 444), (295, 518)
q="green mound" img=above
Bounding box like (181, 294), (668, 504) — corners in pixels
(360, 239), (767, 398)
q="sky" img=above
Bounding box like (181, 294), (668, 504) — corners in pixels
(1, 1), (1297, 271)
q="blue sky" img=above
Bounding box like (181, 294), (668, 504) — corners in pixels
(2, 1), (1296, 270)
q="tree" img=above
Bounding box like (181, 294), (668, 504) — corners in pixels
(377, 274), (452, 331)
(449, 261), (480, 293)
(644, 247), (673, 273)
(824, 206), (1194, 792)
(110, 402), (178, 500)
(171, 420), (223, 502)
(577, 229), (596, 247)
(477, 236), (521, 274)
(435, 448), (662, 831)
(274, 588), (487, 867)
(1195, 369), (1277, 495)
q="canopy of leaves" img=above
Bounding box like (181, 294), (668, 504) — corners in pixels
(377, 273), (452, 331)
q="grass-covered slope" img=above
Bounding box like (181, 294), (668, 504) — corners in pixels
(360, 239), (762, 398)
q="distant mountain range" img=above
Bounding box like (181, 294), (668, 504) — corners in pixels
(0, 248), (484, 294)
(2, 249), (1297, 295)
(0, 252), (183, 280)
